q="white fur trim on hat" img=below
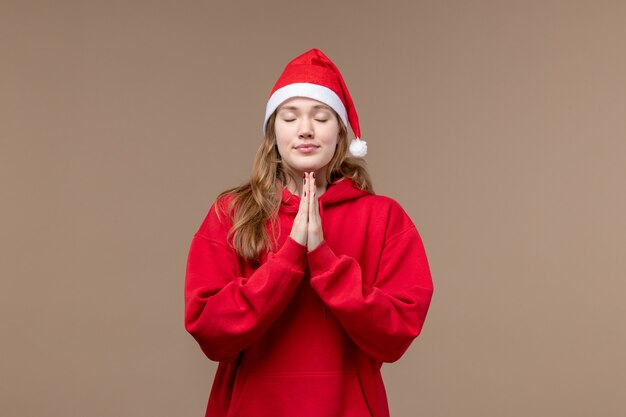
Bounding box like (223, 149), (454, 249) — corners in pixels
(349, 138), (367, 157)
(263, 83), (349, 133)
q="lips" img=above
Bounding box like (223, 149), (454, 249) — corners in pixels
(294, 144), (319, 154)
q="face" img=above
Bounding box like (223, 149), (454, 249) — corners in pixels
(274, 97), (340, 176)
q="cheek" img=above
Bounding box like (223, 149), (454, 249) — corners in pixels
(321, 125), (340, 147)
(275, 134), (290, 151)
(275, 139), (289, 159)
(274, 127), (290, 150)
(321, 133), (339, 161)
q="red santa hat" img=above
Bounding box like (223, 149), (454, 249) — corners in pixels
(263, 48), (367, 157)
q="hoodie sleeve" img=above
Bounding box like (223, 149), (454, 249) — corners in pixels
(184, 200), (307, 362)
(306, 201), (434, 363)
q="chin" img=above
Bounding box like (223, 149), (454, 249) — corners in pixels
(289, 160), (325, 173)
(284, 154), (334, 174)
(302, 160), (329, 171)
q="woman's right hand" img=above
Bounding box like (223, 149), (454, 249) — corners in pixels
(289, 173), (309, 246)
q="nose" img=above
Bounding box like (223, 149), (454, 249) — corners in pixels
(298, 117), (314, 139)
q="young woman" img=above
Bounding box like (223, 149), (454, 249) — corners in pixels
(185, 48), (434, 417)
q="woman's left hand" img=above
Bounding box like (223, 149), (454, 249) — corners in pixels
(305, 172), (324, 251)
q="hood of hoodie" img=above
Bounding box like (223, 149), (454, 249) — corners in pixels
(279, 178), (370, 218)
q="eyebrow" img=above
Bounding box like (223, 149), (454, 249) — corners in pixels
(277, 104), (332, 111)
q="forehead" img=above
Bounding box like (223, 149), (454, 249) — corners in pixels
(277, 97), (332, 111)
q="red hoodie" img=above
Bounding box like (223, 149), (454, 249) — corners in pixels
(185, 178), (434, 417)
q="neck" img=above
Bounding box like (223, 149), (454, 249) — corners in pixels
(285, 169), (329, 197)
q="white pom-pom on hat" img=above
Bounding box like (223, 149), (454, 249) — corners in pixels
(349, 138), (367, 157)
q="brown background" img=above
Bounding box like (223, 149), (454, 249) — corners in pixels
(2, 1), (625, 416)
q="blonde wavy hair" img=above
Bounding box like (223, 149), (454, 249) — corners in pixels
(216, 109), (373, 263)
